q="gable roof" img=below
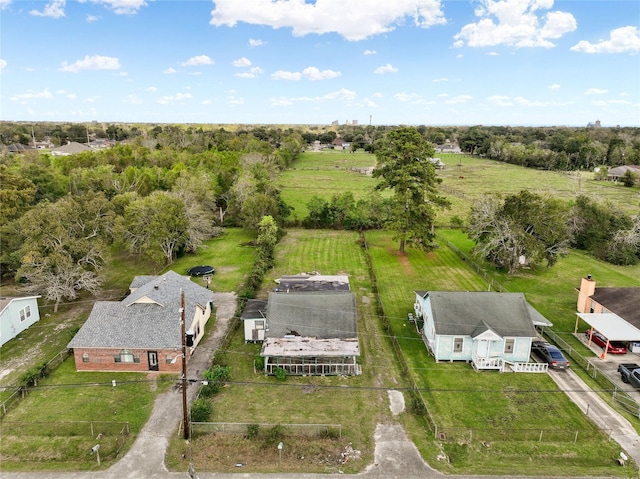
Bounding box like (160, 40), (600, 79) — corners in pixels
(68, 270), (213, 349)
(425, 291), (539, 338)
(51, 142), (92, 155)
(265, 291), (357, 339)
(590, 287), (640, 329)
(0, 296), (41, 315)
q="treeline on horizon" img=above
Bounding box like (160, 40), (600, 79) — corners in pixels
(1, 121), (639, 309)
(2, 121), (640, 170)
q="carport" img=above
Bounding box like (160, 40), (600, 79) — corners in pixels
(575, 312), (640, 359)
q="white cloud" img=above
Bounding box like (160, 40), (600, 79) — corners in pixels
(157, 92), (193, 105)
(592, 99), (632, 106)
(147, 86), (158, 92)
(227, 95), (245, 105)
(270, 88), (357, 105)
(80, 0), (147, 15)
(67, 93), (77, 99)
(11, 88), (54, 101)
(30, 0), (66, 18)
(453, 0), (576, 48)
(83, 96), (100, 103)
(445, 94), (472, 104)
(271, 70), (301, 81)
(235, 66), (265, 78)
(585, 88), (608, 95)
(488, 95), (513, 106)
(232, 57), (252, 67)
(59, 55), (121, 72)
(86, 14), (99, 22)
(363, 97), (379, 108)
(249, 38), (265, 47)
(394, 92), (432, 105)
(163, 67), (177, 74)
(210, 0), (446, 41)
(0, 58), (6, 72)
(0, 0), (12, 10)
(571, 26), (640, 53)
(432, 77), (448, 82)
(374, 63), (398, 74)
(548, 83), (560, 91)
(302, 66), (341, 80)
(126, 94), (143, 105)
(181, 55), (214, 67)
(363, 49), (377, 55)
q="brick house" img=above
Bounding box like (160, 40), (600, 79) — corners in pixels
(68, 270), (214, 372)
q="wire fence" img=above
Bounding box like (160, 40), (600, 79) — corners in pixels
(434, 426), (610, 444)
(0, 348), (71, 417)
(191, 422), (341, 438)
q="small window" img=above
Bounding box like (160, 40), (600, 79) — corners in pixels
(19, 305), (31, 322)
(166, 355), (173, 364)
(82, 353), (89, 363)
(504, 338), (515, 354)
(255, 320), (265, 330)
(453, 337), (464, 353)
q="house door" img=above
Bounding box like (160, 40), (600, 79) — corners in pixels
(148, 351), (159, 371)
(476, 340), (489, 358)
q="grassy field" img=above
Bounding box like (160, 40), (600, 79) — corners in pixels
(167, 229), (404, 474)
(364, 230), (632, 475)
(435, 154), (640, 224)
(279, 150), (377, 220)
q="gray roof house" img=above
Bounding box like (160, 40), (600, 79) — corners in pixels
(260, 291), (360, 376)
(51, 141), (93, 156)
(68, 270), (214, 372)
(607, 165), (640, 181)
(414, 291), (550, 371)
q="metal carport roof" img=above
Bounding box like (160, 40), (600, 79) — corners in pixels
(576, 313), (640, 341)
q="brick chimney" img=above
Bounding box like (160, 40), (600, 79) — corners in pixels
(577, 275), (596, 313)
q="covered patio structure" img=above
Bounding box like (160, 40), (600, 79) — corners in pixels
(575, 312), (640, 359)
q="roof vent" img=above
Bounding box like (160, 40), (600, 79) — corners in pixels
(587, 274), (592, 280)
(154, 284), (159, 290)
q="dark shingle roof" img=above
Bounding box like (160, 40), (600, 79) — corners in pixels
(241, 299), (268, 320)
(265, 291), (357, 339)
(591, 287), (640, 328)
(68, 270), (213, 349)
(428, 291), (539, 338)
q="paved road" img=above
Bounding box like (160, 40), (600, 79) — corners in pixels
(1, 295), (638, 479)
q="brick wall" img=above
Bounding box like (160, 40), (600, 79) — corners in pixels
(72, 347), (190, 373)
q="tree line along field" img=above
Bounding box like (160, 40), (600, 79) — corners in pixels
(280, 150), (640, 226)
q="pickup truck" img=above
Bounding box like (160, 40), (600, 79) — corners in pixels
(618, 363), (640, 388)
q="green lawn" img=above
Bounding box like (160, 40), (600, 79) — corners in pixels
(363, 229), (633, 476)
(167, 229), (403, 474)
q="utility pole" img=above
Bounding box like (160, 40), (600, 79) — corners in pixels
(181, 289), (189, 440)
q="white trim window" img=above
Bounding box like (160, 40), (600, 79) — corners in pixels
(504, 338), (515, 354)
(453, 337), (464, 353)
(19, 305), (32, 322)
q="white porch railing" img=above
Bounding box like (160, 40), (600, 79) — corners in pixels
(472, 352), (503, 370)
(507, 361), (549, 373)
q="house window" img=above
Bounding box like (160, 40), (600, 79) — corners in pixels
(453, 337), (464, 353)
(115, 350), (138, 363)
(166, 355), (173, 364)
(19, 305), (32, 322)
(82, 353), (89, 362)
(504, 338), (515, 354)
(255, 320), (265, 330)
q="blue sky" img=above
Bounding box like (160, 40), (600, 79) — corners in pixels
(1, 0), (639, 126)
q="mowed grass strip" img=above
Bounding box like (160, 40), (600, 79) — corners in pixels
(363, 229), (627, 476)
(167, 229), (403, 474)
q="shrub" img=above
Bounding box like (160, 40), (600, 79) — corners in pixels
(254, 355), (264, 370)
(274, 367), (287, 381)
(266, 424), (285, 445)
(246, 423), (260, 439)
(191, 399), (212, 422)
(200, 364), (231, 396)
